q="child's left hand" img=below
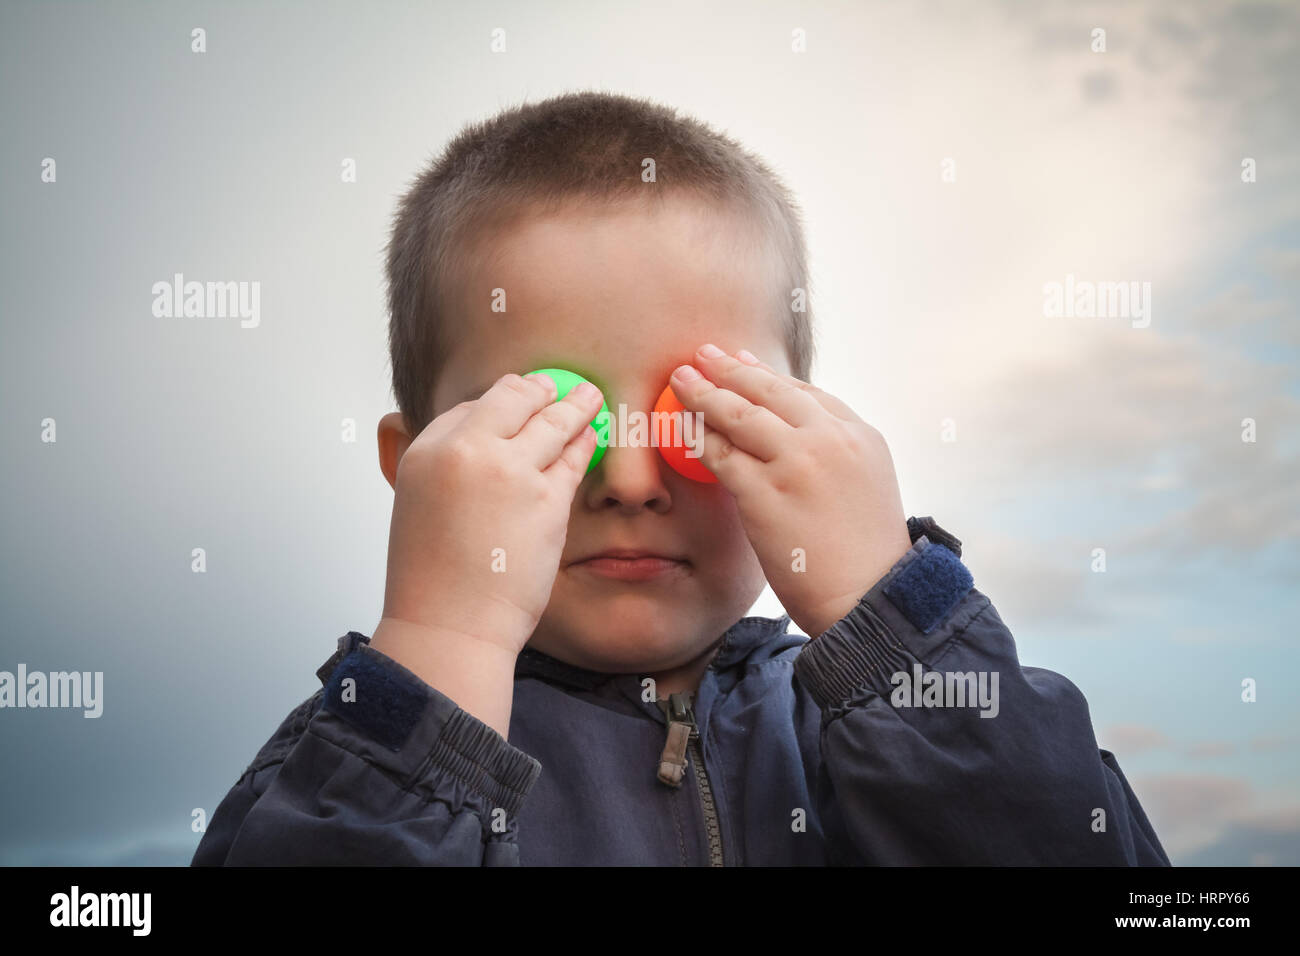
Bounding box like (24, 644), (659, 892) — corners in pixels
(671, 344), (913, 639)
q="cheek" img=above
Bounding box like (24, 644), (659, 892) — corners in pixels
(686, 491), (757, 566)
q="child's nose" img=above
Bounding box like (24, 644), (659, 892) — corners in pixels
(582, 437), (673, 514)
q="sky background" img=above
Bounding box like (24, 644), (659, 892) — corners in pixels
(1, 0), (1296, 866)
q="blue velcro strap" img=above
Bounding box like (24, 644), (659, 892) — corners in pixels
(883, 541), (973, 634)
(321, 649), (429, 751)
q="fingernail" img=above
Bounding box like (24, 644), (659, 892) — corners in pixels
(674, 364), (702, 381)
(698, 343), (724, 358)
(736, 349), (759, 365)
(573, 381), (599, 399)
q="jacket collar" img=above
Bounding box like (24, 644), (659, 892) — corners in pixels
(319, 615), (795, 693)
(513, 613), (794, 691)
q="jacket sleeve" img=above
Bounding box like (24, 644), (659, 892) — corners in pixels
(791, 520), (1171, 866)
(192, 633), (541, 866)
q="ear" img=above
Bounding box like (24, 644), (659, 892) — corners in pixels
(377, 412), (413, 491)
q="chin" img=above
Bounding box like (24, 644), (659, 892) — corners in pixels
(535, 604), (707, 675)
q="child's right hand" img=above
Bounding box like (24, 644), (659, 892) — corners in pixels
(380, 372), (603, 659)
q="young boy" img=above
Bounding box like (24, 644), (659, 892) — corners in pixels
(192, 91), (1169, 866)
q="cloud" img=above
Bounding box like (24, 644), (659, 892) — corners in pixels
(1132, 772), (1254, 858)
(1081, 70), (1118, 102)
(1132, 772), (1300, 863)
(1100, 723), (1172, 755)
(929, 1), (1300, 571)
(1182, 282), (1298, 349)
(1185, 741), (1236, 759)
(1026, 0), (1300, 175)
(1147, 14), (1200, 51)
(962, 531), (1101, 630)
(1168, 626), (1233, 646)
(1099, 727), (1244, 761)
(1173, 806), (1300, 865)
(966, 307), (1300, 559)
(1261, 248), (1300, 284)
(0, 828), (199, 867)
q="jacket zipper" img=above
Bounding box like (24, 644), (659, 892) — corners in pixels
(657, 691), (724, 866)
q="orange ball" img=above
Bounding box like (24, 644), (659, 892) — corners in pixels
(654, 383), (717, 483)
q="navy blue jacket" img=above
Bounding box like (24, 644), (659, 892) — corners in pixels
(192, 519), (1170, 865)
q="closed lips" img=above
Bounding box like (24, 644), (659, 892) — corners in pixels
(570, 551), (691, 580)
(572, 548), (691, 564)
(574, 549), (688, 563)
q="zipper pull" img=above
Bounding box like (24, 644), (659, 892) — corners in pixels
(657, 691), (697, 788)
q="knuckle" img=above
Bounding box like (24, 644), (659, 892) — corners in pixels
(526, 474), (552, 505)
(842, 422), (883, 457)
(527, 375), (557, 400)
(557, 456), (585, 482)
(481, 456), (512, 485)
(769, 472), (796, 496)
(439, 435), (480, 469)
(533, 405), (564, 434)
(792, 448), (817, 476)
(764, 378), (796, 400)
(498, 373), (531, 398)
(536, 405), (573, 436)
(568, 456), (593, 483)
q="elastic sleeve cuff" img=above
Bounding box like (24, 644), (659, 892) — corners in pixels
(793, 535), (987, 714)
(316, 643), (541, 818)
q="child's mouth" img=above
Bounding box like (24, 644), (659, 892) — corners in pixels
(571, 553), (690, 581)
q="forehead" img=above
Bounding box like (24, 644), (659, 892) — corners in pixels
(433, 194), (788, 412)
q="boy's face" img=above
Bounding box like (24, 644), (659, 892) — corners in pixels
(429, 195), (792, 676)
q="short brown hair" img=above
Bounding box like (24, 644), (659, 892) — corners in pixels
(385, 90), (814, 436)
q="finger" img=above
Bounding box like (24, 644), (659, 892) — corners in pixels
(669, 365), (787, 462)
(735, 350), (864, 424)
(691, 344), (824, 428)
(515, 380), (606, 471)
(465, 372), (560, 438)
(543, 423), (600, 487)
(695, 419), (764, 492)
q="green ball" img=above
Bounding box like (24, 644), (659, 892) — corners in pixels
(526, 368), (610, 473)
